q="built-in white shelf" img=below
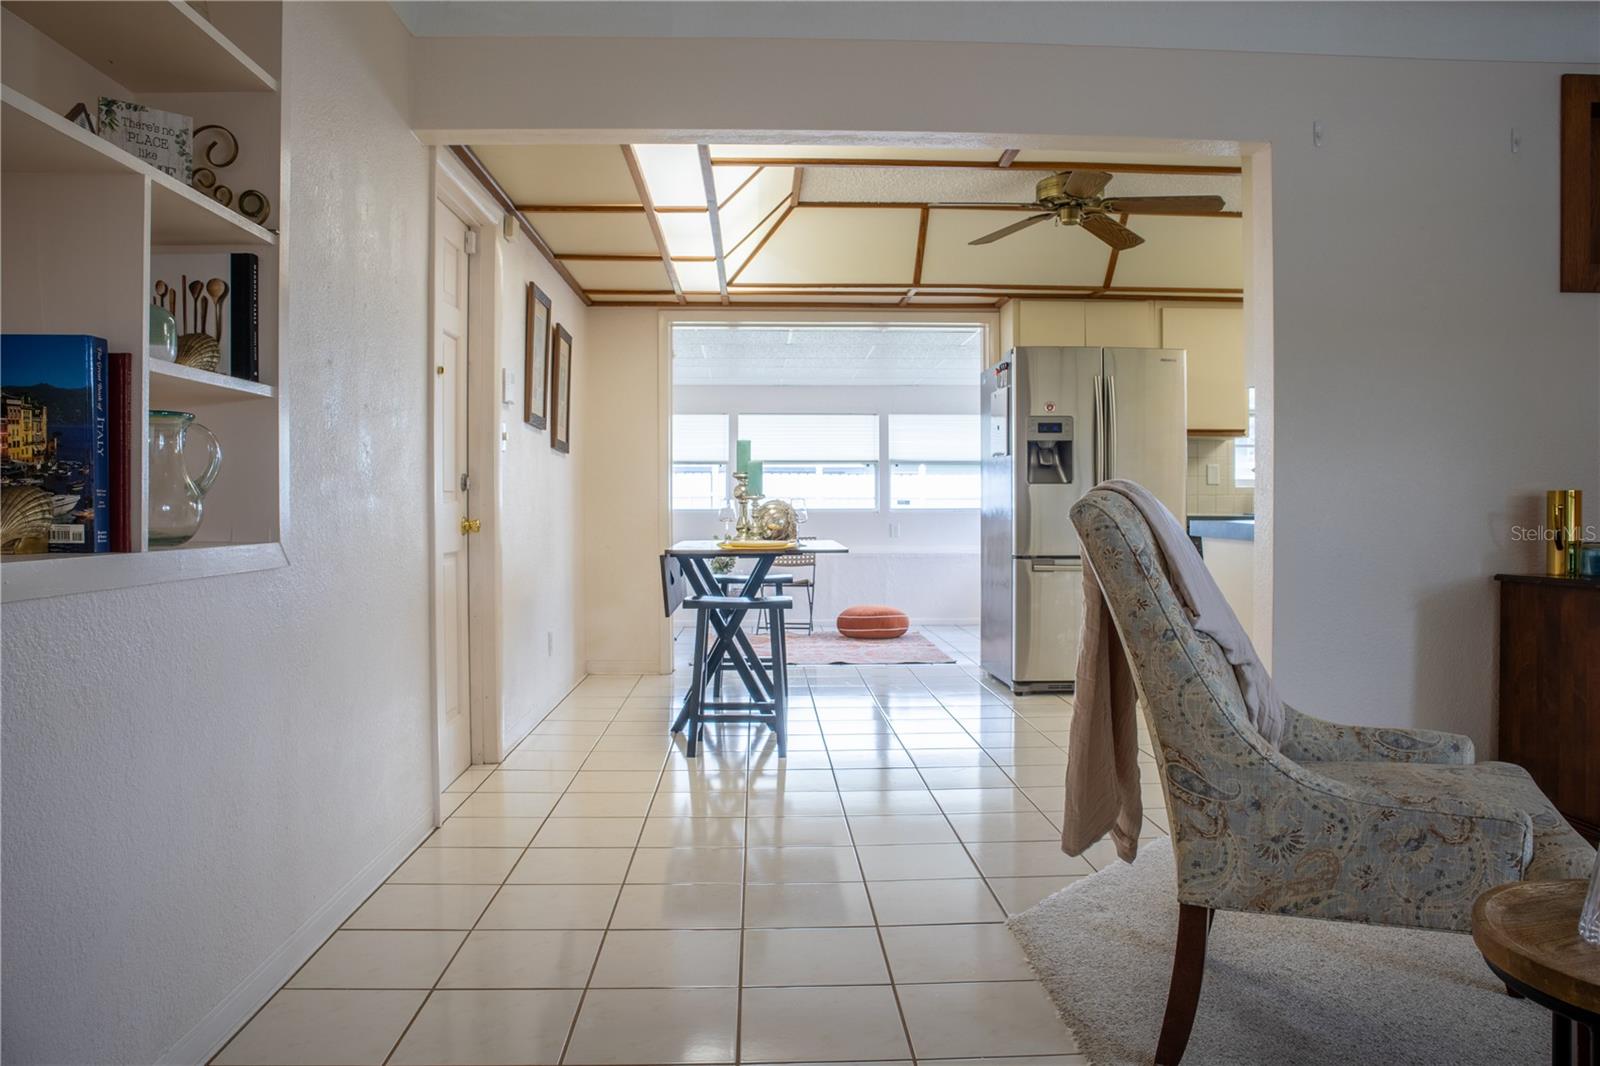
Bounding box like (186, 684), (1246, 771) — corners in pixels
(1, 87), (276, 247)
(1, 541), (288, 603)
(1, 1), (284, 603)
(149, 359), (275, 407)
(2, 0), (278, 93)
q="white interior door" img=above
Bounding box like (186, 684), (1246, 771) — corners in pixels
(434, 199), (472, 787)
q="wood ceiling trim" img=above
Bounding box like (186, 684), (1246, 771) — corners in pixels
(717, 165), (764, 210)
(725, 195), (790, 259)
(621, 145), (684, 303)
(712, 156), (1242, 175)
(450, 146), (591, 305)
(997, 148), (1020, 168)
(726, 198), (796, 286)
(902, 206), (931, 306)
(698, 145), (731, 304)
(589, 295), (1241, 309)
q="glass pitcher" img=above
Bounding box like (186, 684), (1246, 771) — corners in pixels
(148, 410), (221, 547)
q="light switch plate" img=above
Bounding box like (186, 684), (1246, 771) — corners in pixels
(501, 367), (514, 405)
(1206, 463), (1221, 485)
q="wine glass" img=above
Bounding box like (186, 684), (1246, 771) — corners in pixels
(791, 497), (809, 525)
(717, 500), (736, 540)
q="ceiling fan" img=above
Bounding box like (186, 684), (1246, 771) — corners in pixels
(947, 170), (1226, 251)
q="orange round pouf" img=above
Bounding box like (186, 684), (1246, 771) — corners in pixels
(836, 605), (910, 640)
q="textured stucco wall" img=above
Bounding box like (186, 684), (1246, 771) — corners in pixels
(1, 5), (434, 1063)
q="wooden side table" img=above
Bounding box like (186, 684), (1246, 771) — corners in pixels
(1473, 880), (1600, 1065)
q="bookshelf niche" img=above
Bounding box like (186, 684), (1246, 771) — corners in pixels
(1, 1), (286, 601)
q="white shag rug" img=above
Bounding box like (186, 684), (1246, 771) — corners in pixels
(1007, 838), (1548, 1066)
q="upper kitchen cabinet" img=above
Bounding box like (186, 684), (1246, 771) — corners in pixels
(1162, 306), (1247, 435)
(999, 300), (1085, 355)
(1085, 302), (1159, 347)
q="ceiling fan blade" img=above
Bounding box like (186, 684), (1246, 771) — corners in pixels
(1060, 169), (1114, 198)
(1099, 195), (1227, 215)
(1081, 214), (1145, 250)
(969, 213), (1053, 245)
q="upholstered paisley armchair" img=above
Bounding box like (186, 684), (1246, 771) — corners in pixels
(1069, 489), (1595, 1065)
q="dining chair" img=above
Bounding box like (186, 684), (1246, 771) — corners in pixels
(773, 537), (819, 634)
(1069, 488), (1596, 1065)
(661, 554), (793, 757)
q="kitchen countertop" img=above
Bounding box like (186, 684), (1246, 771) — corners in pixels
(1187, 515), (1256, 542)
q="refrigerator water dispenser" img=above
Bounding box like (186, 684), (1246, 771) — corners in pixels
(1025, 416), (1073, 484)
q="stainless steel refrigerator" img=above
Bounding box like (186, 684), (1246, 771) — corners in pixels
(980, 346), (1187, 691)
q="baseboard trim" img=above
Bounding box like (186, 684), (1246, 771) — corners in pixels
(587, 659), (663, 674)
(155, 809), (435, 1066)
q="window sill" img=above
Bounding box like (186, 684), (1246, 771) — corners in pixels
(2, 541), (288, 603)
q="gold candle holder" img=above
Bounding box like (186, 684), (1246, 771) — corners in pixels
(732, 472), (763, 541)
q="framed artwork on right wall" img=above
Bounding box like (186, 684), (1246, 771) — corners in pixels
(550, 324), (573, 454)
(524, 283), (551, 429)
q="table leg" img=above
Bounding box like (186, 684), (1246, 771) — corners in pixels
(1555, 1011), (1572, 1066)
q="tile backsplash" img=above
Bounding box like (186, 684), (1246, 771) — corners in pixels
(1186, 436), (1255, 515)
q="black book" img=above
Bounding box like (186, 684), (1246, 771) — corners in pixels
(230, 252), (259, 382)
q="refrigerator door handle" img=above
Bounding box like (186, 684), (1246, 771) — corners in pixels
(1092, 373), (1104, 484)
(1106, 374), (1118, 480)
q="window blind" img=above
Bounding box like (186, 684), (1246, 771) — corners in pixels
(739, 414), (879, 461)
(672, 414), (729, 463)
(888, 414), (981, 462)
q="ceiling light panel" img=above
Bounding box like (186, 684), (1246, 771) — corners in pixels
(633, 144), (708, 208)
(657, 211), (715, 257)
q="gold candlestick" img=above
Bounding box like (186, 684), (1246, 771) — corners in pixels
(732, 472), (763, 540)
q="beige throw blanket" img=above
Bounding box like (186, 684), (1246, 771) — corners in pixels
(1062, 480), (1285, 862)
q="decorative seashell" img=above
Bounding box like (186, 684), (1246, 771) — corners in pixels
(176, 332), (221, 372)
(754, 499), (798, 541)
(1, 486), (56, 553)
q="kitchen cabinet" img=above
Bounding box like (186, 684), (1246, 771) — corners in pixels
(1085, 302), (1160, 347)
(1002, 300), (1085, 350)
(1163, 306), (1247, 436)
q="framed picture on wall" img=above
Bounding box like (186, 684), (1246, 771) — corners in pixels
(524, 284), (551, 429)
(550, 324), (573, 454)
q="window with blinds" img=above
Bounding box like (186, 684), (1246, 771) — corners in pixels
(888, 414), (981, 509)
(739, 414), (878, 509)
(671, 414), (729, 510)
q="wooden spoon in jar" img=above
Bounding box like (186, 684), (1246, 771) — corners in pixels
(188, 280), (204, 335)
(154, 280), (168, 307)
(207, 278), (229, 341)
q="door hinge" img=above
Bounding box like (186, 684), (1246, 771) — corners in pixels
(459, 472), (471, 492)
(464, 230), (479, 255)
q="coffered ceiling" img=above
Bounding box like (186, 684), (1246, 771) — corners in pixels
(463, 142), (1246, 310)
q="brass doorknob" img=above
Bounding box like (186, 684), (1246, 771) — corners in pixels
(460, 517), (482, 534)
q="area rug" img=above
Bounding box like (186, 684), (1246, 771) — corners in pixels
(748, 630), (954, 665)
(1008, 838), (1546, 1066)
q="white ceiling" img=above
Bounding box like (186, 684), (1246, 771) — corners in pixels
(393, 2), (1600, 64)
(672, 324), (984, 387)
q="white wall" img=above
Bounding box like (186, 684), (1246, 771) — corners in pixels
(672, 383), (980, 625)
(3, 6), (431, 1063)
(581, 308), (670, 674)
(422, 35), (1600, 753)
(488, 224), (589, 753)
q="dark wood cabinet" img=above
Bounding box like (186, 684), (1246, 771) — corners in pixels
(1496, 574), (1600, 843)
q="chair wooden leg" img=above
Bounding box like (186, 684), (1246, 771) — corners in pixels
(1155, 904), (1210, 1066)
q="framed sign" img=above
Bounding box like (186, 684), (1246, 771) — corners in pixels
(550, 324), (573, 454)
(524, 283), (551, 429)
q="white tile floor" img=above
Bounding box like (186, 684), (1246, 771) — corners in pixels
(214, 625), (1166, 1065)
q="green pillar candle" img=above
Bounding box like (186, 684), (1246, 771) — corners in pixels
(735, 439), (752, 477)
(746, 460), (763, 496)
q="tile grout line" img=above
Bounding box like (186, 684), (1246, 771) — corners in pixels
(382, 679), (635, 1066)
